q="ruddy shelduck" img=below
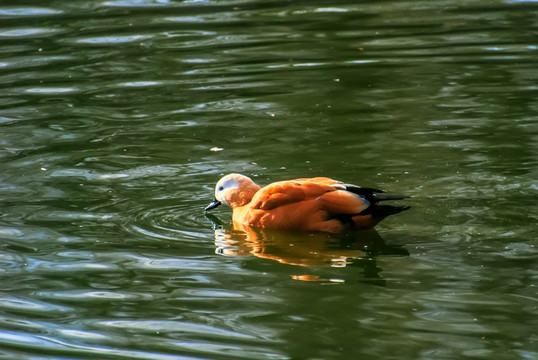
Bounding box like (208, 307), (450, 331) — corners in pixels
(205, 174), (410, 233)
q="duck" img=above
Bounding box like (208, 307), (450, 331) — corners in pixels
(205, 173), (410, 233)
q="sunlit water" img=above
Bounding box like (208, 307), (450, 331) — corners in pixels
(0, 1), (537, 359)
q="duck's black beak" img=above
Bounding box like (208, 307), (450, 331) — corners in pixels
(205, 198), (221, 211)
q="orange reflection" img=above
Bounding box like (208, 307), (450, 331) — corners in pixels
(290, 275), (345, 283)
(212, 220), (389, 267)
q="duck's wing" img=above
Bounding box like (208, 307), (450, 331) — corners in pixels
(293, 177), (342, 185)
(250, 180), (329, 210)
(317, 188), (371, 214)
(251, 179), (370, 215)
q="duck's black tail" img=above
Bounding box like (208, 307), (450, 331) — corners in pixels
(369, 204), (411, 219)
(343, 184), (409, 205)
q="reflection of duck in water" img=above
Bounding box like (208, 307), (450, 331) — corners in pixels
(206, 215), (408, 268)
(205, 174), (409, 233)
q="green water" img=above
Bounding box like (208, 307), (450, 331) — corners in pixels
(0, 1), (537, 359)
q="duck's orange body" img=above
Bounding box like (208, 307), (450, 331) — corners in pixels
(205, 174), (409, 233)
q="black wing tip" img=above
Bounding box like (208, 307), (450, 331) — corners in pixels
(343, 184), (411, 204)
(372, 205), (411, 218)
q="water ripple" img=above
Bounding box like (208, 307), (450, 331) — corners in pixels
(74, 34), (153, 45)
(0, 27), (64, 38)
(0, 330), (193, 360)
(0, 295), (73, 316)
(104, 0), (177, 7)
(0, 7), (63, 17)
(114, 253), (218, 271)
(36, 289), (154, 302)
(124, 201), (210, 243)
(97, 319), (257, 340)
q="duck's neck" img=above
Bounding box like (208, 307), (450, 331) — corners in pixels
(228, 183), (260, 208)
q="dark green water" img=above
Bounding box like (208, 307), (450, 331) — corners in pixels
(1, 0), (537, 359)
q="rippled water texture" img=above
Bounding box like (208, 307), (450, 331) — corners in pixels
(0, 1), (537, 359)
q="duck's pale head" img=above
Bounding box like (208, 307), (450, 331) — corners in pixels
(205, 173), (261, 211)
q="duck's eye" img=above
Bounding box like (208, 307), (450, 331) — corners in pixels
(218, 186), (224, 191)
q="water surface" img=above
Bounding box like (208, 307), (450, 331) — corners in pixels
(0, 0), (537, 359)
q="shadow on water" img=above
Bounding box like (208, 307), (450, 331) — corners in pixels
(205, 213), (408, 283)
